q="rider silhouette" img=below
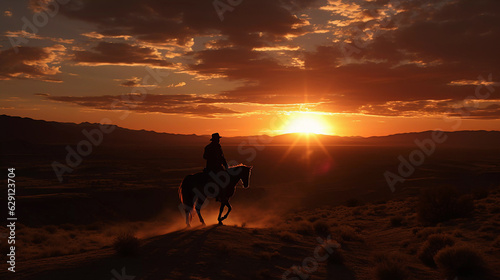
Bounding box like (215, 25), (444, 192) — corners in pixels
(203, 133), (228, 173)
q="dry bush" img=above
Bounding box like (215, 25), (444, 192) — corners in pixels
(417, 186), (474, 225)
(415, 227), (442, 239)
(490, 206), (500, 214)
(293, 216), (303, 222)
(352, 208), (362, 216)
(113, 232), (140, 256)
(43, 225), (58, 234)
(214, 243), (230, 257)
(417, 233), (455, 267)
(256, 269), (272, 280)
(327, 247), (344, 265)
(373, 252), (410, 280)
(390, 215), (404, 227)
(295, 221), (313, 236)
(278, 231), (299, 243)
(317, 239), (343, 265)
(308, 216), (319, 223)
(434, 245), (488, 278)
(337, 226), (363, 242)
(313, 220), (330, 238)
(492, 236), (500, 248)
(259, 250), (280, 261)
(31, 232), (48, 245)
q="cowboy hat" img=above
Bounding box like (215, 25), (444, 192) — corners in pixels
(210, 133), (222, 141)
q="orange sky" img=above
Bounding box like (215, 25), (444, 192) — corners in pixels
(1, 0), (499, 136)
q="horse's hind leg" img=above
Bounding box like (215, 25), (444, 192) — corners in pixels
(184, 206), (193, 227)
(195, 199), (206, 226)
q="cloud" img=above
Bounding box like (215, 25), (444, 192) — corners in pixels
(43, 93), (240, 117)
(16, 0), (500, 120)
(166, 82), (186, 88)
(182, 0), (500, 115)
(0, 45), (65, 82)
(55, 0), (317, 48)
(73, 42), (173, 67)
(5, 31), (74, 45)
(356, 99), (500, 119)
(115, 77), (158, 88)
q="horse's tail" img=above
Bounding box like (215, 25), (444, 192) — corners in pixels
(179, 175), (195, 207)
(179, 175), (196, 224)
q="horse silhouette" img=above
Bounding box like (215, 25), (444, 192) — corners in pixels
(179, 165), (252, 227)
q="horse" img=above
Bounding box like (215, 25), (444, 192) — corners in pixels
(179, 165), (252, 227)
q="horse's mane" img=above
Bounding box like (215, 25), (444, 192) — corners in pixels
(229, 164), (251, 169)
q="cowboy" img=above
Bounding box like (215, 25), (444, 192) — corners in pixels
(203, 133), (228, 173)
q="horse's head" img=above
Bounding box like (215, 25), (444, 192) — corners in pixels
(229, 165), (252, 189)
(240, 165), (252, 189)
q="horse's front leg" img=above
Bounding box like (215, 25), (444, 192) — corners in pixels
(217, 203), (225, 225)
(221, 202), (232, 221)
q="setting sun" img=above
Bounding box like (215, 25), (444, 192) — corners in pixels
(282, 112), (332, 135)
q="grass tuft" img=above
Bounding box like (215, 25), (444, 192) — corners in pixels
(113, 232), (140, 256)
(417, 233), (455, 267)
(435, 245), (488, 278)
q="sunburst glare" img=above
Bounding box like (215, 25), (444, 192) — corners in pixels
(282, 112), (333, 135)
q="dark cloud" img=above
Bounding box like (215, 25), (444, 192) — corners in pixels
(187, 0), (500, 113)
(73, 42), (172, 67)
(24, 0), (500, 118)
(0, 46), (63, 82)
(44, 94), (239, 117)
(51, 0), (318, 47)
(115, 77), (156, 88)
(355, 99), (500, 119)
(121, 79), (140, 87)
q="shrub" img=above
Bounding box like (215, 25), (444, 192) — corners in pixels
(295, 221), (313, 236)
(373, 252), (410, 280)
(278, 231), (298, 243)
(44, 225), (58, 234)
(308, 216), (319, 223)
(417, 234), (455, 267)
(293, 216), (303, 222)
(317, 239), (343, 265)
(415, 227), (442, 239)
(337, 226), (363, 242)
(313, 220), (330, 238)
(328, 247), (344, 265)
(435, 245), (487, 278)
(390, 216), (404, 227)
(256, 269), (272, 280)
(492, 236), (500, 248)
(417, 186), (474, 225)
(113, 232), (140, 256)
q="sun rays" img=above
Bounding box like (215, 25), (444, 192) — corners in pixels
(277, 112), (333, 167)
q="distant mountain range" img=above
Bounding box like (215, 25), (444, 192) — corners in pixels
(1, 115), (500, 152)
